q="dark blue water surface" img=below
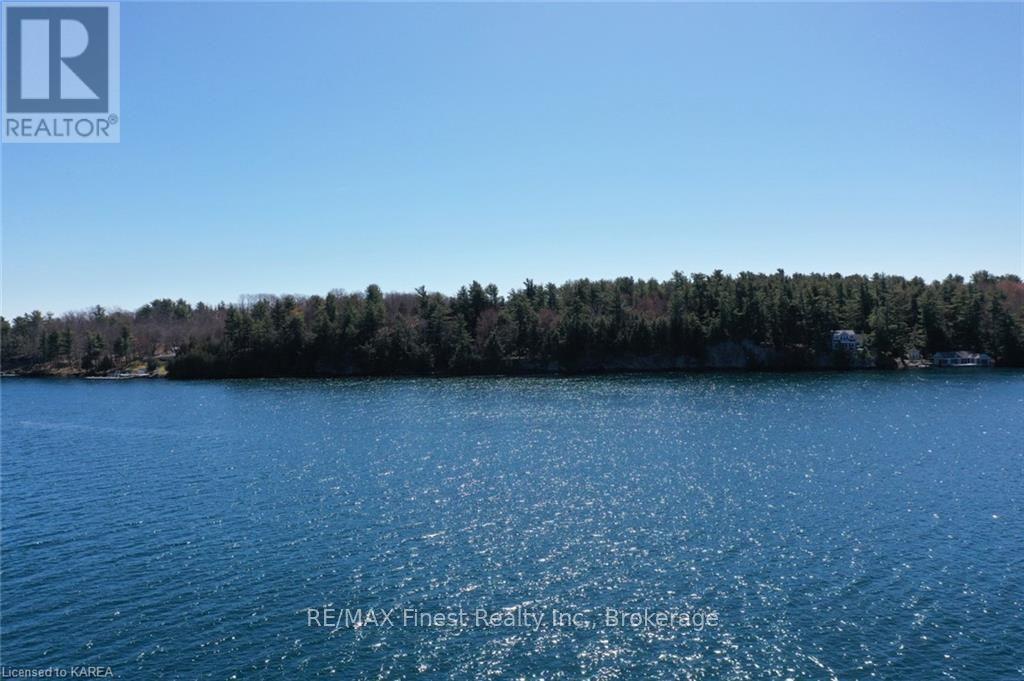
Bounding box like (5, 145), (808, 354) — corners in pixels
(1, 373), (1022, 679)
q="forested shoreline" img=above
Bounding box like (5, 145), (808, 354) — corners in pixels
(3, 271), (1023, 378)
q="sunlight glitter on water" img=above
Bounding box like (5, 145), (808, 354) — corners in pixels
(1, 373), (1022, 678)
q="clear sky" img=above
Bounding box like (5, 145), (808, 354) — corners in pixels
(2, 1), (1022, 317)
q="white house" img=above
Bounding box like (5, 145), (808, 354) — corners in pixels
(831, 330), (863, 352)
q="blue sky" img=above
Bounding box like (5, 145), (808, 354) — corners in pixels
(2, 1), (1021, 317)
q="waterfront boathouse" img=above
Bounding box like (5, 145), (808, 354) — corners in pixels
(932, 351), (994, 367)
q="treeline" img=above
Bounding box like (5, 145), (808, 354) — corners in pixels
(2, 271), (1023, 377)
(1, 299), (225, 374)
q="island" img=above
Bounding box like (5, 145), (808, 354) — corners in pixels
(3, 271), (1022, 378)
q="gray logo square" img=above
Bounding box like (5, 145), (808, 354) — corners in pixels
(5, 5), (109, 113)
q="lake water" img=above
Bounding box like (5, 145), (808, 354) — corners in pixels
(1, 373), (1022, 679)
